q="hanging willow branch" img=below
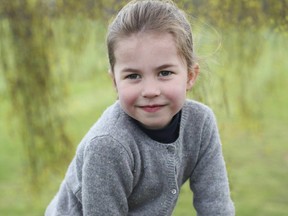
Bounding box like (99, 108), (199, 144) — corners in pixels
(1, 0), (72, 185)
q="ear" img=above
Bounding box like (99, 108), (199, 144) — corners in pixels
(187, 63), (200, 90)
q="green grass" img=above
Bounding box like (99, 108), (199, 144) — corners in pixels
(0, 22), (288, 215)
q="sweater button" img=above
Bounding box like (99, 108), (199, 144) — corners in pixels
(171, 189), (177, 195)
(167, 145), (175, 153)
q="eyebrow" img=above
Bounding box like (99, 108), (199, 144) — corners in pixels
(121, 64), (176, 73)
(121, 68), (140, 73)
(156, 64), (175, 71)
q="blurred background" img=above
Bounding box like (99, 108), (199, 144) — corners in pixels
(0, 0), (287, 215)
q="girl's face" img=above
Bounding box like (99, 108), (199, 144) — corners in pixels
(112, 32), (198, 129)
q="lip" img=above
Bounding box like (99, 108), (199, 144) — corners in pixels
(139, 104), (165, 113)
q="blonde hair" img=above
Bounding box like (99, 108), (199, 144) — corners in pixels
(106, 0), (195, 72)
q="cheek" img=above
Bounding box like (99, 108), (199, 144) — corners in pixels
(164, 83), (187, 100)
(117, 85), (138, 107)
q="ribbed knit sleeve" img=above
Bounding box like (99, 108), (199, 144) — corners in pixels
(82, 135), (134, 216)
(189, 109), (235, 215)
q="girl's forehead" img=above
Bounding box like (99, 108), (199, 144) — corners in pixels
(115, 31), (176, 51)
(115, 32), (175, 55)
(113, 32), (187, 72)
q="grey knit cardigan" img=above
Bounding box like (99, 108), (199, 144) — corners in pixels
(45, 99), (235, 216)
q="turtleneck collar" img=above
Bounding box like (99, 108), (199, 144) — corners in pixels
(133, 111), (181, 144)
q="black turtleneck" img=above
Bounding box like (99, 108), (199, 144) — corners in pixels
(133, 111), (181, 144)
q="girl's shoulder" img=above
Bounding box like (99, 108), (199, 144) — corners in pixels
(75, 101), (137, 155)
(84, 101), (131, 137)
(180, 99), (218, 138)
(183, 99), (215, 120)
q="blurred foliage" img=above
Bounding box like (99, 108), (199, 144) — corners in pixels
(178, 0), (288, 32)
(178, 0), (288, 118)
(0, 0), (73, 187)
(0, 0), (287, 189)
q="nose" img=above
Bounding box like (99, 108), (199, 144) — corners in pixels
(141, 79), (161, 98)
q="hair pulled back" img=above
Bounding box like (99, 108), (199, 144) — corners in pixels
(107, 0), (195, 72)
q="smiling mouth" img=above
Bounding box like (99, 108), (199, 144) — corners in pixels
(139, 104), (165, 113)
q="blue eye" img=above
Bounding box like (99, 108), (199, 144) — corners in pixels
(159, 71), (172, 77)
(126, 74), (141, 79)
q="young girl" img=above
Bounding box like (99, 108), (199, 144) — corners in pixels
(46, 0), (235, 215)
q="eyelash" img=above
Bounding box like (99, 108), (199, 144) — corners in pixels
(125, 71), (173, 80)
(159, 71), (172, 77)
(125, 74), (141, 80)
